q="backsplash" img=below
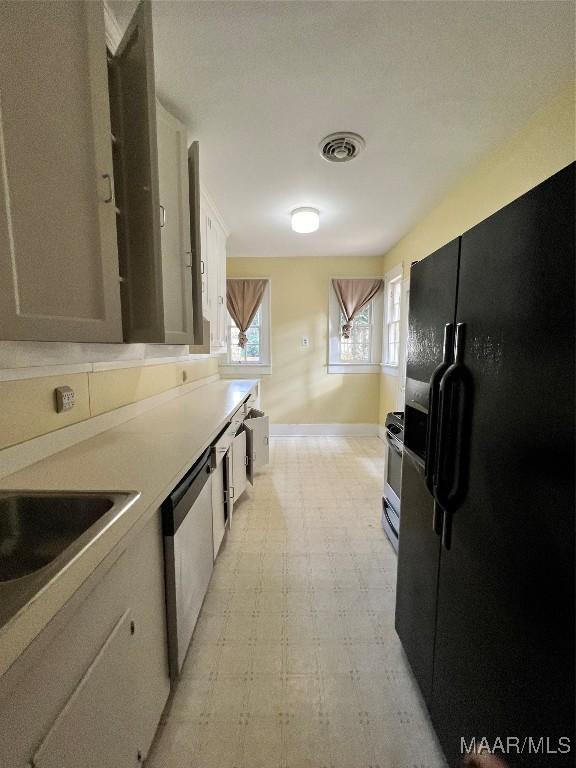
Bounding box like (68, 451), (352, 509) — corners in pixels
(0, 347), (219, 450)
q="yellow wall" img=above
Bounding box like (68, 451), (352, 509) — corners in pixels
(0, 357), (219, 450)
(227, 256), (383, 424)
(379, 83), (576, 421)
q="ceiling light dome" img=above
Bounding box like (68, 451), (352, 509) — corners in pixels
(291, 207), (319, 234)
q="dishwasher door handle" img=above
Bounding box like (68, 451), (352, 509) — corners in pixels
(162, 449), (213, 536)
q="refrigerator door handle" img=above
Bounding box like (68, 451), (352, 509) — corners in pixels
(425, 323), (454, 533)
(434, 323), (471, 548)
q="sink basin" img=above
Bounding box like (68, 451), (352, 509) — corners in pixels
(0, 490), (140, 628)
(0, 494), (117, 582)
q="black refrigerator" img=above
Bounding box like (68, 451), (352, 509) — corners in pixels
(395, 163), (575, 768)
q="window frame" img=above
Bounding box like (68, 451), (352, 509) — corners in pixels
(381, 264), (404, 376)
(328, 278), (383, 374)
(220, 279), (272, 376)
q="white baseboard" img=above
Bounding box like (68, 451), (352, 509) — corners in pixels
(378, 424), (387, 441)
(270, 423), (379, 437)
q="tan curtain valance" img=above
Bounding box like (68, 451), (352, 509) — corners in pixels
(332, 278), (383, 338)
(226, 279), (267, 348)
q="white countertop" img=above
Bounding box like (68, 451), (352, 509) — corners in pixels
(0, 378), (258, 678)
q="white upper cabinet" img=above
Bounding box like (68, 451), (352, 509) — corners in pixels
(200, 191), (228, 354)
(156, 102), (194, 344)
(0, 0), (122, 342)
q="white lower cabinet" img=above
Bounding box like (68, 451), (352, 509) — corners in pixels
(0, 512), (169, 768)
(212, 404), (269, 541)
(244, 408), (270, 484)
(212, 460), (226, 559)
(231, 430), (248, 506)
(32, 611), (139, 768)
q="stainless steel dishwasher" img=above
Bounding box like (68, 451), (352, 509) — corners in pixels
(162, 446), (214, 681)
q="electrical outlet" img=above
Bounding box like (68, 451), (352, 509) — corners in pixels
(301, 336), (310, 348)
(55, 386), (75, 413)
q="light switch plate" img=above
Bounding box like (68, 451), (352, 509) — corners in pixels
(301, 336), (310, 348)
(55, 386), (75, 413)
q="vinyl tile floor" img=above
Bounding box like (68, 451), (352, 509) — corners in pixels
(147, 436), (446, 768)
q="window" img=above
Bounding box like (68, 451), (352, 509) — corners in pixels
(385, 277), (402, 365)
(220, 279), (271, 375)
(229, 303), (263, 364)
(382, 264), (404, 374)
(339, 303), (372, 363)
(328, 280), (383, 373)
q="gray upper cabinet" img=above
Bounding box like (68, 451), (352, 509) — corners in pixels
(0, 0), (122, 342)
(110, 0), (203, 346)
(156, 102), (194, 344)
(188, 141), (209, 349)
(109, 0), (166, 343)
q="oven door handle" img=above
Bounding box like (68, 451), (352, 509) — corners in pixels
(386, 430), (403, 457)
(383, 497), (399, 537)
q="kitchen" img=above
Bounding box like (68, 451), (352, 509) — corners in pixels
(0, 2), (574, 767)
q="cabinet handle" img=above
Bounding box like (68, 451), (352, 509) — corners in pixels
(218, 295), (224, 304)
(102, 173), (113, 203)
(160, 205), (166, 228)
(200, 260), (205, 275)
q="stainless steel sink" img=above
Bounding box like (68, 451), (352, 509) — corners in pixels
(0, 491), (140, 627)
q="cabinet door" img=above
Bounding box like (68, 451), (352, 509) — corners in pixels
(211, 461), (226, 559)
(0, 0), (122, 342)
(113, 0), (164, 342)
(200, 192), (228, 352)
(199, 200), (212, 323)
(231, 430), (247, 502)
(156, 101), (193, 343)
(208, 214), (220, 348)
(217, 224), (228, 348)
(33, 611), (139, 768)
(245, 410), (269, 484)
(187, 141), (205, 345)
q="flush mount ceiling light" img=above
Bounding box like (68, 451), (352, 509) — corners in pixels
(291, 207), (319, 234)
(319, 132), (365, 162)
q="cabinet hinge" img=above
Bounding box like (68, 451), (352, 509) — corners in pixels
(245, 455), (249, 466)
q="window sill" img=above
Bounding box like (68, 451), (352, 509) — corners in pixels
(328, 364), (381, 374)
(219, 364), (272, 376)
(381, 363), (399, 376)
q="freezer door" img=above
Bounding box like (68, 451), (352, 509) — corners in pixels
(431, 163), (575, 766)
(396, 238), (459, 707)
(404, 238), (460, 420)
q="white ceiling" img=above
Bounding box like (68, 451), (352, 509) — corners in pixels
(112, 1), (574, 258)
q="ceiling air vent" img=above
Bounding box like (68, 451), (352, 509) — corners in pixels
(319, 132), (365, 163)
